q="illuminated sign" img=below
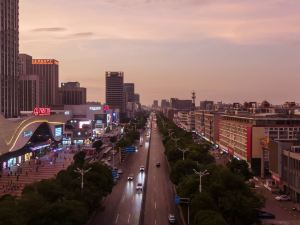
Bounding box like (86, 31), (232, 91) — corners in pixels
(89, 106), (102, 111)
(23, 131), (33, 138)
(55, 126), (62, 137)
(33, 107), (51, 116)
(79, 121), (91, 129)
(32, 59), (59, 65)
(103, 105), (110, 111)
(107, 113), (112, 124)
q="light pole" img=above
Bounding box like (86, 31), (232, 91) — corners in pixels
(74, 167), (92, 191)
(178, 148), (189, 160)
(193, 169), (209, 193)
(172, 137), (180, 147)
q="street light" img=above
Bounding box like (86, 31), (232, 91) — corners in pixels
(74, 167), (92, 191)
(178, 148), (189, 160)
(193, 169), (209, 193)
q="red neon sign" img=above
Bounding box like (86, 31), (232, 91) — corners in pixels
(103, 105), (110, 111)
(33, 107), (51, 116)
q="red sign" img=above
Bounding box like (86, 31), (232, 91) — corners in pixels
(33, 107), (51, 116)
(103, 105), (110, 111)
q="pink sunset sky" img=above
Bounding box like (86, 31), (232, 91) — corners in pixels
(20, 0), (300, 105)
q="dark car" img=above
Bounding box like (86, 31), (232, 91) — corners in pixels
(257, 211), (275, 220)
(156, 162), (161, 167)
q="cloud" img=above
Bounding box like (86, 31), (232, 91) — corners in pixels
(72, 32), (94, 37)
(32, 27), (67, 32)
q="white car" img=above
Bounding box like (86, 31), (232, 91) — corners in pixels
(140, 166), (145, 172)
(275, 195), (291, 201)
(168, 214), (176, 224)
(136, 183), (143, 191)
(127, 174), (134, 181)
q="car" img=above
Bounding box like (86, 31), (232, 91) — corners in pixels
(107, 156), (112, 161)
(275, 195), (291, 201)
(140, 166), (145, 172)
(257, 210), (275, 219)
(156, 162), (160, 167)
(136, 183), (143, 191)
(118, 169), (123, 174)
(127, 174), (134, 181)
(168, 214), (176, 224)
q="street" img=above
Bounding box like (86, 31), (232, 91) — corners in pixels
(90, 130), (149, 225)
(90, 116), (181, 225)
(143, 118), (182, 225)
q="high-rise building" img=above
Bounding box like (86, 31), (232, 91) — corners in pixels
(170, 98), (193, 110)
(59, 82), (87, 105)
(105, 72), (125, 113)
(19, 54), (33, 75)
(0, 0), (19, 118)
(134, 94), (140, 104)
(161, 99), (170, 108)
(32, 59), (59, 107)
(153, 100), (159, 108)
(124, 83), (135, 103)
(19, 75), (39, 111)
(200, 100), (214, 111)
(18, 54), (40, 111)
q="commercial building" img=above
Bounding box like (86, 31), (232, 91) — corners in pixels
(18, 75), (39, 111)
(268, 141), (300, 202)
(124, 83), (135, 103)
(18, 54), (40, 111)
(200, 100), (214, 111)
(161, 99), (170, 109)
(153, 100), (159, 108)
(59, 82), (87, 105)
(105, 72), (125, 114)
(134, 94), (140, 104)
(0, 0), (19, 118)
(218, 114), (300, 176)
(171, 98), (193, 110)
(32, 59), (59, 107)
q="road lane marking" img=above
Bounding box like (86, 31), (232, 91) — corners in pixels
(128, 214), (131, 224)
(155, 219), (157, 225)
(155, 201), (157, 209)
(115, 213), (119, 224)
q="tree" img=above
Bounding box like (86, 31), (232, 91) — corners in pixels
(193, 210), (228, 225)
(170, 160), (198, 185)
(73, 151), (86, 168)
(92, 139), (103, 153)
(226, 158), (253, 180)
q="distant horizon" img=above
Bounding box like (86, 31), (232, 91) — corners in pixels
(20, 0), (300, 105)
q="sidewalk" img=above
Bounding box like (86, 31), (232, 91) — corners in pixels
(0, 148), (75, 197)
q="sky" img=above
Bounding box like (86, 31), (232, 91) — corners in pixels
(20, 0), (300, 105)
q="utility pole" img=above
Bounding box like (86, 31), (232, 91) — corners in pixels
(178, 148), (189, 160)
(74, 167), (92, 191)
(193, 169), (209, 193)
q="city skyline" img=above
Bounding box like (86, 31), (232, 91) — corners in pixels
(20, 0), (300, 105)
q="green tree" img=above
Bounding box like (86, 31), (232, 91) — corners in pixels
(226, 158), (253, 181)
(193, 210), (228, 225)
(73, 151), (86, 168)
(92, 139), (103, 153)
(170, 160), (198, 185)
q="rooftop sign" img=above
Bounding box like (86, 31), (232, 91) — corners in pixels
(33, 107), (51, 116)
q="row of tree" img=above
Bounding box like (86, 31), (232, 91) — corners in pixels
(0, 152), (113, 225)
(156, 113), (264, 225)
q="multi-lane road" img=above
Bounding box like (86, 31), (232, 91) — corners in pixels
(90, 115), (182, 225)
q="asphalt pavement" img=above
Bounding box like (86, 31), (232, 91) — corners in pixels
(143, 119), (182, 225)
(90, 131), (150, 225)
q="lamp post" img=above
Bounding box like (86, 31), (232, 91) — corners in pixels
(74, 167), (92, 191)
(178, 148), (189, 161)
(172, 137), (180, 148)
(168, 129), (173, 138)
(193, 169), (209, 193)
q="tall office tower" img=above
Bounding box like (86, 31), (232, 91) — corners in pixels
(19, 75), (39, 111)
(134, 94), (140, 104)
(105, 72), (125, 113)
(19, 54), (33, 75)
(124, 83), (135, 102)
(0, 0), (19, 118)
(18, 54), (40, 111)
(32, 59), (59, 107)
(59, 82), (87, 105)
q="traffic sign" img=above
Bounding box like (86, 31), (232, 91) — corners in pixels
(175, 196), (181, 205)
(124, 146), (137, 153)
(112, 170), (118, 178)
